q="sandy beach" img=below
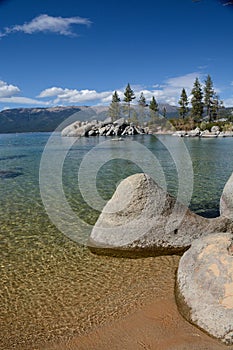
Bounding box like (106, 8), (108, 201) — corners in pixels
(42, 284), (233, 350)
(3, 250), (231, 350)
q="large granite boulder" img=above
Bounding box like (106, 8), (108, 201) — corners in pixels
(113, 117), (127, 127)
(61, 120), (98, 137)
(220, 172), (233, 220)
(88, 173), (233, 256)
(187, 127), (200, 137)
(176, 233), (233, 344)
(211, 125), (220, 134)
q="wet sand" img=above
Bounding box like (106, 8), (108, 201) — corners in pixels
(43, 294), (233, 350)
(2, 248), (233, 350)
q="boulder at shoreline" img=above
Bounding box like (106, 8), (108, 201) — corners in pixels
(220, 171), (233, 220)
(176, 233), (233, 344)
(88, 173), (233, 257)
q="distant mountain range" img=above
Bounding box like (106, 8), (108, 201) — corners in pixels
(0, 104), (176, 133)
(0, 106), (114, 133)
(0, 104), (232, 133)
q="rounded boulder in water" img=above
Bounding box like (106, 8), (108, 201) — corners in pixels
(176, 233), (233, 345)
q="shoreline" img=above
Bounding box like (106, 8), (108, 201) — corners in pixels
(3, 250), (232, 350)
(42, 294), (233, 350)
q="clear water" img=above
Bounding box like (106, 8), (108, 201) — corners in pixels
(1, 133), (233, 349)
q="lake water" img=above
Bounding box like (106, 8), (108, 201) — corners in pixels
(1, 132), (233, 349)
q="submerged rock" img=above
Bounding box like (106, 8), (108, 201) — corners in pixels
(176, 233), (233, 344)
(88, 173), (233, 257)
(0, 170), (23, 179)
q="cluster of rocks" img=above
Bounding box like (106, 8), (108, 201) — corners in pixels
(173, 126), (233, 138)
(61, 118), (149, 137)
(87, 172), (233, 344)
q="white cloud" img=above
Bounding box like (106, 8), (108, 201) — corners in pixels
(38, 87), (112, 104)
(0, 96), (49, 105)
(38, 87), (65, 98)
(119, 74), (203, 106)
(150, 72), (205, 105)
(0, 14), (91, 37)
(4, 72), (226, 109)
(141, 73), (202, 105)
(0, 80), (20, 97)
(165, 72), (201, 89)
(101, 90), (124, 103)
(223, 98), (233, 108)
(37, 73), (203, 107)
(0, 80), (49, 105)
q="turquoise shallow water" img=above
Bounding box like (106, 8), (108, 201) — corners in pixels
(1, 132), (233, 349)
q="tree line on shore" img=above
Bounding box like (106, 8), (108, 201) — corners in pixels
(178, 74), (223, 121)
(108, 83), (163, 126)
(108, 76), (231, 132)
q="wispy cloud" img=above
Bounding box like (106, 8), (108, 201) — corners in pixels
(152, 72), (204, 105)
(165, 73), (201, 89)
(221, 0), (233, 6)
(194, 0), (233, 6)
(0, 14), (91, 38)
(0, 96), (49, 105)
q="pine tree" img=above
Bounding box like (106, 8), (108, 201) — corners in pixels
(138, 92), (147, 126)
(211, 93), (220, 120)
(162, 107), (167, 119)
(191, 77), (203, 121)
(138, 92), (147, 107)
(109, 91), (121, 122)
(123, 83), (135, 119)
(149, 96), (159, 125)
(149, 96), (158, 113)
(178, 88), (189, 119)
(204, 74), (214, 121)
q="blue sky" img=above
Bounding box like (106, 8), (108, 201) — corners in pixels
(0, 0), (233, 110)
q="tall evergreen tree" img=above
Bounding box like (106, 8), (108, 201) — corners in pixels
(149, 96), (158, 112)
(162, 106), (167, 119)
(204, 74), (214, 121)
(149, 96), (159, 125)
(191, 77), (203, 121)
(123, 83), (135, 119)
(178, 88), (189, 119)
(138, 92), (147, 107)
(211, 93), (220, 120)
(138, 92), (147, 126)
(109, 91), (121, 122)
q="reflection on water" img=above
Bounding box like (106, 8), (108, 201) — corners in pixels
(1, 133), (233, 349)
